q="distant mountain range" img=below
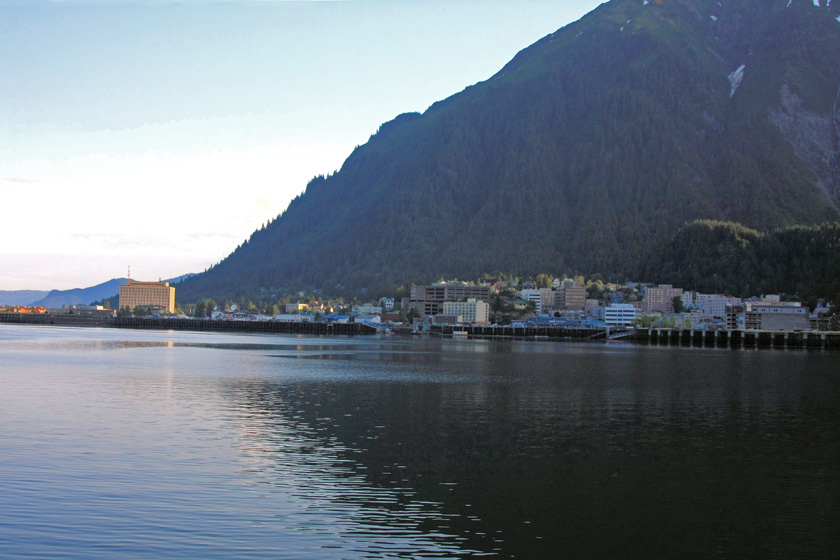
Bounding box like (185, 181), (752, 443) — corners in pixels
(170, 0), (840, 302)
(0, 290), (49, 307)
(28, 278), (130, 308)
(2, 274), (196, 308)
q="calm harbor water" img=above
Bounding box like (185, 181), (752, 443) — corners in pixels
(1, 324), (838, 559)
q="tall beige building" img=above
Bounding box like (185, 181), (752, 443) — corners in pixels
(556, 279), (586, 311)
(645, 284), (684, 314)
(410, 283), (491, 317)
(119, 281), (176, 314)
(442, 298), (491, 325)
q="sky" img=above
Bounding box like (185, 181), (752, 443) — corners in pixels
(1, 0), (603, 291)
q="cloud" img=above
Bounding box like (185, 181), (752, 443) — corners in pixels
(1, 177), (40, 184)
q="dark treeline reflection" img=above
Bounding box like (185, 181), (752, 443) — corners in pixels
(226, 341), (840, 559)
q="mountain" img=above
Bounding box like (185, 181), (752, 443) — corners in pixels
(32, 278), (129, 308)
(178, 0), (840, 302)
(0, 290), (49, 307)
(30, 274), (197, 309)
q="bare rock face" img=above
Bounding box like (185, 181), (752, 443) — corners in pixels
(769, 84), (840, 208)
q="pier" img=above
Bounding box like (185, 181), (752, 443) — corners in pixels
(0, 313), (375, 336)
(429, 323), (840, 349)
(634, 327), (840, 349)
(431, 323), (611, 340)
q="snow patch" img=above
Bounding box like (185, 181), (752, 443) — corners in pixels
(728, 65), (746, 98)
(813, 0), (820, 7)
(710, 15), (718, 21)
(837, 15), (840, 22)
(643, 0), (649, 5)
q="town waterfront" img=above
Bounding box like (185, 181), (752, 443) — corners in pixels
(1, 325), (839, 559)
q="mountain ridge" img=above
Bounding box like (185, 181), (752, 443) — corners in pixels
(178, 0), (840, 302)
(0, 290), (50, 307)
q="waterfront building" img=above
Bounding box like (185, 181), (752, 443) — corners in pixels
(8, 306), (47, 314)
(745, 301), (809, 331)
(119, 280), (175, 314)
(556, 279), (586, 311)
(726, 304), (746, 330)
(322, 314), (350, 324)
(431, 314), (463, 325)
(274, 313), (315, 323)
(538, 288), (556, 313)
(604, 304), (637, 326)
(410, 283), (491, 317)
(355, 303), (383, 315)
(519, 289), (544, 314)
(695, 293), (741, 319)
(442, 298), (491, 325)
(645, 284), (684, 314)
(74, 305), (114, 317)
(378, 312), (400, 323)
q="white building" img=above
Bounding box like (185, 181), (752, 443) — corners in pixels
(519, 289), (544, 314)
(695, 294), (741, 319)
(442, 298), (491, 324)
(604, 304), (637, 326)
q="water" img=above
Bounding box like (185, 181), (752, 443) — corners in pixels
(1, 325), (838, 559)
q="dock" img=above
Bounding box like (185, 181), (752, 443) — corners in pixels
(429, 323), (840, 349)
(0, 313), (375, 336)
(633, 327), (840, 349)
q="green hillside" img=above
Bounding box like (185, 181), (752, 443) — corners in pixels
(641, 220), (840, 304)
(178, 0), (840, 302)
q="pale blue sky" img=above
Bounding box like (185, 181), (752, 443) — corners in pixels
(1, 0), (603, 291)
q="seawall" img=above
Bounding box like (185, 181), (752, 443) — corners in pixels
(0, 313), (371, 336)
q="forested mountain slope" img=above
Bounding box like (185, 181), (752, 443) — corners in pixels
(179, 0), (840, 301)
(641, 220), (840, 304)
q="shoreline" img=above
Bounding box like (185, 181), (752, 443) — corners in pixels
(2, 313), (839, 350)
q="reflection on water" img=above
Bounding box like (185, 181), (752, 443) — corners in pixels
(1, 325), (839, 559)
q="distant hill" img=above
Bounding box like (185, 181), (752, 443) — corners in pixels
(32, 278), (129, 308)
(0, 290), (49, 307)
(178, 0), (840, 302)
(3, 274), (197, 309)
